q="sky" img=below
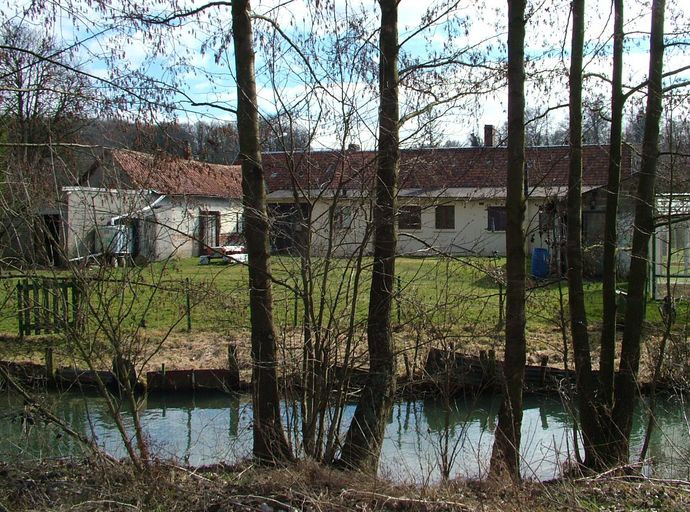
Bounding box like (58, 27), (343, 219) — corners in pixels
(2, 0), (689, 149)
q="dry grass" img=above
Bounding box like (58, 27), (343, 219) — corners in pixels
(1, 458), (689, 511)
(0, 319), (675, 388)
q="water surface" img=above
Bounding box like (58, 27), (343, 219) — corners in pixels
(2, 391), (688, 482)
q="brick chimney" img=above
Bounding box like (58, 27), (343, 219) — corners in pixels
(484, 124), (495, 147)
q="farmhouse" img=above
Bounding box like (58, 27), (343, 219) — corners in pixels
(7, 135), (642, 272)
(260, 133), (637, 270)
(63, 149), (243, 263)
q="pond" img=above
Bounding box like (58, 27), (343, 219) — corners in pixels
(1, 391), (688, 483)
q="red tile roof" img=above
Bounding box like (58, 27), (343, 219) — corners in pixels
(81, 144), (635, 200)
(88, 149), (243, 198)
(261, 150), (375, 193)
(260, 144), (635, 194)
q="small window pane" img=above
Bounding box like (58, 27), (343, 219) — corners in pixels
(487, 206), (507, 232)
(334, 206), (352, 229)
(399, 206), (421, 230)
(435, 205), (455, 229)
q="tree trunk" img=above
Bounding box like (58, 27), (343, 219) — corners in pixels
(580, 0), (626, 470)
(612, 0), (666, 464)
(337, 0), (398, 472)
(489, 0), (527, 481)
(566, 0), (608, 470)
(232, 0), (292, 463)
(599, 0), (624, 409)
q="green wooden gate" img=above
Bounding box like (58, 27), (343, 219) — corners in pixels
(17, 278), (82, 336)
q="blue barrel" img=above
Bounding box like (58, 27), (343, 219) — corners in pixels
(531, 247), (550, 278)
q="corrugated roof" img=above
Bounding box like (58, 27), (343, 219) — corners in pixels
(260, 144), (634, 196)
(108, 149), (243, 198)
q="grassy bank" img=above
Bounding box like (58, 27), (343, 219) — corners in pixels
(1, 255), (686, 384)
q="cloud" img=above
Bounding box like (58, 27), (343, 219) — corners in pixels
(4, 0), (688, 143)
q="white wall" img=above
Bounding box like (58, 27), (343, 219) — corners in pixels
(266, 191), (562, 259)
(277, 195), (552, 258)
(64, 188), (243, 261)
(155, 196), (243, 259)
(64, 188), (151, 260)
(397, 199), (507, 256)
(308, 197), (373, 257)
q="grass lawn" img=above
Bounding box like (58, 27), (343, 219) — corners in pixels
(0, 255), (673, 342)
(1, 254), (686, 382)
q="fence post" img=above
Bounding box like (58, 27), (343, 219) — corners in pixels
(228, 343), (240, 388)
(497, 281), (505, 328)
(293, 288), (299, 327)
(397, 275), (401, 325)
(42, 279), (50, 334)
(539, 355), (549, 386)
(45, 346), (55, 381)
(17, 281), (24, 338)
(71, 279), (80, 331)
(51, 280), (59, 332)
(32, 280), (40, 335)
(185, 278), (192, 332)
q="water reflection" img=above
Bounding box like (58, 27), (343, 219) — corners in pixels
(1, 390), (688, 482)
(380, 395), (578, 482)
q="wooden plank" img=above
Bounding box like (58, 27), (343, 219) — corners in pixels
(71, 280), (79, 330)
(32, 280), (39, 335)
(52, 280), (59, 332)
(23, 280), (30, 336)
(62, 281), (69, 328)
(425, 348), (586, 393)
(17, 281), (24, 337)
(42, 279), (50, 333)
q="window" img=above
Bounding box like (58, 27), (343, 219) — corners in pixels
(199, 210), (221, 247)
(538, 203), (555, 235)
(583, 211), (605, 245)
(234, 212), (244, 234)
(334, 206), (353, 230)
(435, 205), (455, 229)
(487, 206), (507, 232)
(399, 205), (421, 230)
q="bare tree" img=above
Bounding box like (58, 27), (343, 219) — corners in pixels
(0, 23), (90, 157)
(489, 0), (527, 480)
(596, 0), (625, 468)
(0, 22), (94, 266)
(232, 0), (292, 463)
(566, 0), (611, 470)
(337, 0), (399, 471)
(612, 0), (667, 464)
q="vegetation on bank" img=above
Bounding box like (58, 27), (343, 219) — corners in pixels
(1, 255), (688, 484)
(1, 458), (689, 511)
(1, 256), (687, 387)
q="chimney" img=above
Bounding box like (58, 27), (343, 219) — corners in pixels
(484, 124), (495, 147)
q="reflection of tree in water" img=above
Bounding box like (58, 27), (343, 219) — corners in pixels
(635, 395), (690, 480)
(0, 393), (96, 460)
(2, 392), (689, 479)
(421, 395), (502, 434)
(146, 392), (243, 463)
